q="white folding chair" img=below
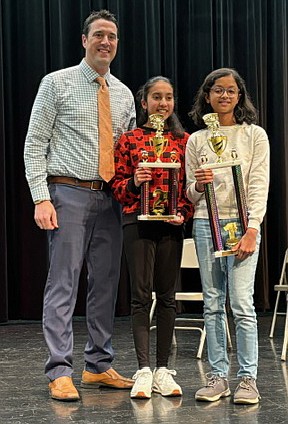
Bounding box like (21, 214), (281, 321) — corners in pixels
(269, 248), (288, 360)
(150, 238), (232, 359)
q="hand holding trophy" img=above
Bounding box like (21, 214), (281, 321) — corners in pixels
(137, 114), (181, 221)
(201, 113), (248, 257)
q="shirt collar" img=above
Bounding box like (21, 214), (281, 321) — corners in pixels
(79, 59), (112, 86)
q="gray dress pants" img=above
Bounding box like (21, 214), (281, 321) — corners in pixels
(43, 183), (122, 380)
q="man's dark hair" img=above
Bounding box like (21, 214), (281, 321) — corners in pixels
(82, 9), (119, 37)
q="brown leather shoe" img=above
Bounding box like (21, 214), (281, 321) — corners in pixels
(81, 368), (134, 389)
(49, 376), (80, 401)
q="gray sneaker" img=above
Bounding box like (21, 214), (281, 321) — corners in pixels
(233, 377), (261, 404)
(195, 374), (231, 402)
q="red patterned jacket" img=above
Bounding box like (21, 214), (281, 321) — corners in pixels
(110, 127), (193, 223)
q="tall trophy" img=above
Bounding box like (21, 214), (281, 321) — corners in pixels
(137, 113), (181, 221)
(201, 113), (248, 257)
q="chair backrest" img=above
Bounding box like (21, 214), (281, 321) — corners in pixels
(181, 238), (199, 269)
(279, 248), (288, 285)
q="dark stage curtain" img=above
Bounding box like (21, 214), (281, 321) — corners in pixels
(0, 4), (8, 322)
(0, 0), (287, 321)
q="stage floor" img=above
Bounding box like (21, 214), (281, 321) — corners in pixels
(0, 314), (287, 424)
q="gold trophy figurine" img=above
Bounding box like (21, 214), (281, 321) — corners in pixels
(203, 113), (227, 163)
(223, 222), (240, 249)
(149, 113), (168, 162)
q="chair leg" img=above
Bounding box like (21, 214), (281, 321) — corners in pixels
(281, 294), (288, 361)
(270, 291), (281, 338)
(149, 299), (157, 323)
(225, 316), (233, 350)
(196, 325), (206, 359)
(172, 330), (177, 347)
(224, 306), (233, 350)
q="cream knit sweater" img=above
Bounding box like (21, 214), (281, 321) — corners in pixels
(185, 123), (270, 231)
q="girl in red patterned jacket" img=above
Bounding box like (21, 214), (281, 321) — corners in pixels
(111, 76), (193, 399)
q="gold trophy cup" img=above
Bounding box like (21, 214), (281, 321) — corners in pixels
(203, 113), (227, 163)
(149, 113), (168, 162)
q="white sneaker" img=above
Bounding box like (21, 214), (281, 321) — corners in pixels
(152, 368), (182, 397)
(130, 368), (153, 399)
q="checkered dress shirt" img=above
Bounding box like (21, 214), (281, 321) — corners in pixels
(24, 59), (136, 202)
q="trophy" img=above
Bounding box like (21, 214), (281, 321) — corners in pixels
(137, 113), (181, 221)
(149, 113), (167, 162)
(203, 113), (227, 162)
(200, 113), (248, 257)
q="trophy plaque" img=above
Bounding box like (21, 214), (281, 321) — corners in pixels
(200, 113), (248, 257)
(137, 114), (181, 221)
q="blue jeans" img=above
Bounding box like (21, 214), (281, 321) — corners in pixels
(192, 218), (260, 379)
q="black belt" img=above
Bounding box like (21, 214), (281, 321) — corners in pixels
(47, 176), (109, 191)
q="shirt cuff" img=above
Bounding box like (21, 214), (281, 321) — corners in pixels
(127, 177), (141, 195)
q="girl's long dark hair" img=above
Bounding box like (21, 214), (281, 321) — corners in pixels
(136, 76), (185, 138)
(189, 68), (258, 128)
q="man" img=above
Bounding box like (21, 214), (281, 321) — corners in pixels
(24, 10), (136, 401)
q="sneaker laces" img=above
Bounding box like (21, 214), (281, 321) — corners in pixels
(205, 373), (223, 388)
(238, 377), (258, 394)
(132, 369), (152, 382)
(156, 369), (177, 385)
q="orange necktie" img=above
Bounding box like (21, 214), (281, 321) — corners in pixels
(96, 76), (115, 182)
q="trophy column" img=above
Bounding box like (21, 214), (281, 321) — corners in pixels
(169, 167), (178, 216)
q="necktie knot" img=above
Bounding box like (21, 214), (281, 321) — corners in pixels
(96, 76), (107, 88)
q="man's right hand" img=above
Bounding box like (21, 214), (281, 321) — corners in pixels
(34, 201), (58, 230)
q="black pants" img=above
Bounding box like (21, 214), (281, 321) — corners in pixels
(123, 221), (183, 368)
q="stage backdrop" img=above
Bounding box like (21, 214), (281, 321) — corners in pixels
(0, 0), (287, 322)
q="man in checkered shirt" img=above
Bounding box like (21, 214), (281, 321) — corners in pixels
(24, 10), (136, 401)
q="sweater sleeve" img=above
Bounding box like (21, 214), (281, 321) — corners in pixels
(110, 133), (140, 206)
(176, 133), (194, 221)
(185, 133), (206, 205)
(246, 126), (270, 231)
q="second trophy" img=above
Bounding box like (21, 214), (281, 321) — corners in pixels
(137, 113), (181, 221)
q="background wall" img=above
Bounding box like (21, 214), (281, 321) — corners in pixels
(0, 0), (287, 322)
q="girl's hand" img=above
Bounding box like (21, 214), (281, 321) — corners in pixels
(232, 228), (258, 260)
(194, 168), (214, 192)
(167, 212), (184, 225)
(134, 167), (152, 187)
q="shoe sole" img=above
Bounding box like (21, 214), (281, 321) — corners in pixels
(50, 395), (80, 402)
(233, 396), (260, 405)
(152, 388), (182, 397)
(130, 392), (151, 399)
(80, 382), (101, 389)
(80, 381), (133, 390)
(49, 391), (80, 402)
(195, 388), (231, 402)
